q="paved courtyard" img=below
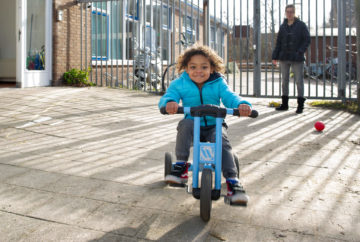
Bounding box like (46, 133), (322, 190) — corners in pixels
(0, 87), (359, 241)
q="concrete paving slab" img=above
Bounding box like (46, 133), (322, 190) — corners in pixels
(4, 169), (64, 190)
(0, 183), (56, 215)
(27, 192), (103, 226)
(0, 164), (28, 182)
(0, 211), (46, 241)
(77, 203), (155, 237)
(43, 175), (104, 197)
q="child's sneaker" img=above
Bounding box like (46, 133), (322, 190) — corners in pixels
(165, 162), (189, 185)
(226, 178), (249, 206)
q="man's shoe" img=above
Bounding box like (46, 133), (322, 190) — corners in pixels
(226, 178), (249, 206)
(165, 162), (189, 184)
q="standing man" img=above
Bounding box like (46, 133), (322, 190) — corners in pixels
(272, 4), (310, 114)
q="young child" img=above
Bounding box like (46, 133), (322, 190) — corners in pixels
(158, 45), (252, 205)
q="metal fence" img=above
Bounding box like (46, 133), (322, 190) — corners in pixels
(77, 0), (358, 100)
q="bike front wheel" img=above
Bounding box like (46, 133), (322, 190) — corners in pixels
(200, 168), (212, 222)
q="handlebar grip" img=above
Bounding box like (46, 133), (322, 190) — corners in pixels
(232, 109), (258, 118)
(160, 106), (184, 115)
(232, 109), (239, 116)
(160, 106), (167, 115)
(176, 107), (184, 114)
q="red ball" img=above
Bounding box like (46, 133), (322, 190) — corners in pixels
(314, 121), (325, 131)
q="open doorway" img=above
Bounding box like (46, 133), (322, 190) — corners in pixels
(17, 0), (52, 88)
(0, 0), (16, 88)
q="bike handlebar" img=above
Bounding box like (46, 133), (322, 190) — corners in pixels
(234, 109), (258, 118)
(160, 105), (258, 118)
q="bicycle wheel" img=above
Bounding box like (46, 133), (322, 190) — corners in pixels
(164, 152), (172, 178)
(162, 63), (178, 92)
(200, 168), (212, 222)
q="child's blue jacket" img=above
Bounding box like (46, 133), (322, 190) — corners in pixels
(158, 71), (251, 127)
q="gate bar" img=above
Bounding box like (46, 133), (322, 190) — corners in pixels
(203, 0), (209, 46)
(337, 0), (346, 99)
(253, 0), (261, 97)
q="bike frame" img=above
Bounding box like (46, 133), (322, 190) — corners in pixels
(183, 107), (236, 192)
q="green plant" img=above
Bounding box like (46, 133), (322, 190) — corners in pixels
(64, 67), (95, 87)
(309, 100), (359, 115)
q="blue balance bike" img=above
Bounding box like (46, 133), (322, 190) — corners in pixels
(161, 104), (258, 222)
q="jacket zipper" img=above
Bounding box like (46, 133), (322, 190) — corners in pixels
(197, 85), (208, 127)
(190, 74), (221, 127)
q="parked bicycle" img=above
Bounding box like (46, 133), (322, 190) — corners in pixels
(161, 33), (195, 92)
(131, 36), (162, 91)
(304, 57), (357, 83)
(326, 61), (357, 83)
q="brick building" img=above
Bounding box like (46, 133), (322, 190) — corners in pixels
(0, 0), (228, 88)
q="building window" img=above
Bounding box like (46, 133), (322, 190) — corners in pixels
(210, 26), (216, 52)
(125, 0), (140, 60)
(91, 0), (174, 63)
(161, 5), (172, 61)
(162, 5), (171, 29)
(220, 31), (225, 58)
(125, 20), (139, 60)
(92, 1), (141, 62)
(110, 1), (124, 60)
(146, 3), (172, 61)
(91, 7), (109, 60)
(210, 26), (225, 58)
(183, 15), (196, 43)
(125, 0), (139, 20)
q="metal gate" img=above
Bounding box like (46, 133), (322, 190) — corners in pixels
(77, 0), (358, 100)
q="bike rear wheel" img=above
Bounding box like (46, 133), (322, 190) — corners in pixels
(164, 152), (172, 178)
(200, 169), (212, 222)
(234, 154), (240, 178)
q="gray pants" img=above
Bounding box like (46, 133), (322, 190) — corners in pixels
(280, 61), (304, 97)
(175, 118), (237, 179)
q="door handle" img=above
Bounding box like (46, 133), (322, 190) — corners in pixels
(18, 29), (21, 41)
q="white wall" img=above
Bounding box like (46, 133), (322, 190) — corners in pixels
(0, 0), (16, 77)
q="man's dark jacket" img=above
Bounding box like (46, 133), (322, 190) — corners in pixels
(272, 18), (310, 62)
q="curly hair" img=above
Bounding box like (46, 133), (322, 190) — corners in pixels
(176, 44), (225, 74)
